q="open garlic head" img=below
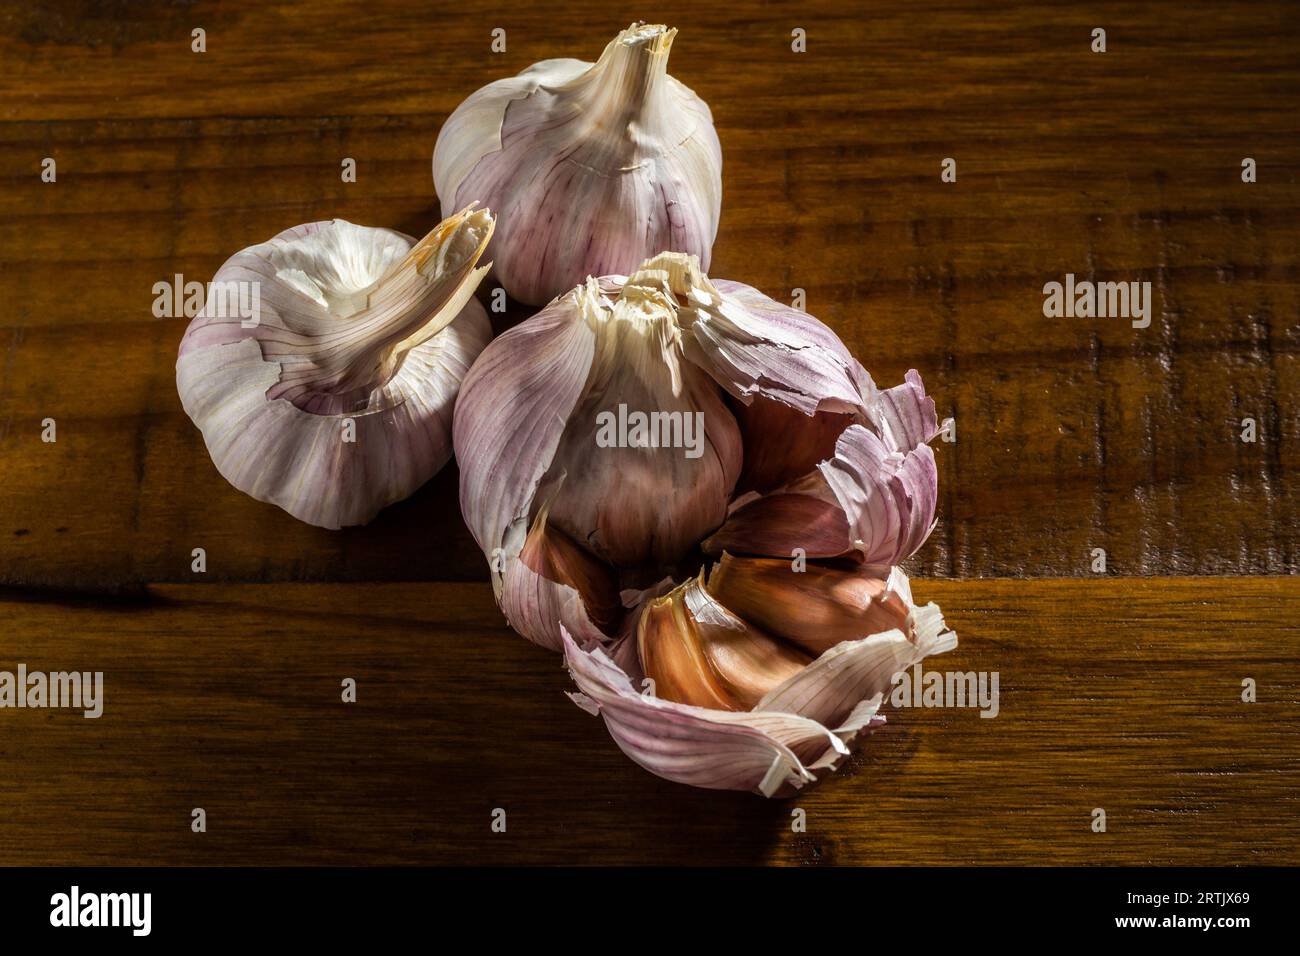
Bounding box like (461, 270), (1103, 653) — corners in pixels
(454, 252), (956, 795)
(433, 22), (722, 306)
(177, 206), (495, 529)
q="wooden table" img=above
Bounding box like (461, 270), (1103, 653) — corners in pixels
(1, 0), (1296, 865)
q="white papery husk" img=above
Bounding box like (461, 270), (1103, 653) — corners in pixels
(177, 209), (494, 529)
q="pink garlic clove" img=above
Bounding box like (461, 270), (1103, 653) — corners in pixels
(637, 575), (810, 712)
(705, 553), (913, 657)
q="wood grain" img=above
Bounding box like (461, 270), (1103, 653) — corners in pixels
(0, 1), (1297, 866)
(0, 0), (1297, 585)
(0, 577), (1295, 865)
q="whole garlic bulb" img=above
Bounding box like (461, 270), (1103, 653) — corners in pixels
(177, 206), (495, 529)
(433, 22), (722, 306)
(454, 252), (955, 795)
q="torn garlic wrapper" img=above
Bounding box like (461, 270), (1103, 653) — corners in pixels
(177, 206), (495, 529)
(433, 22), (722, 306)
(454, 251), (956, 795)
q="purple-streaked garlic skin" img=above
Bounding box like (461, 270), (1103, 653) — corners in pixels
(539, 284), (743, 572)
(564, 567), (954, 796)
(177, 209), (494, 529)
(705, 385), (941, 566)
(453, 251), (954, 795)
(433, 22), (722, 306)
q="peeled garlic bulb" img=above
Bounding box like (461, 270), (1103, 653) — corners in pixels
(454, 251), (956, 795)
(177, 206), (495, 529)
(433, 22), (722, 306)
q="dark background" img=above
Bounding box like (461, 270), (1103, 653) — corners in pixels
(0, 0), (1296, 864)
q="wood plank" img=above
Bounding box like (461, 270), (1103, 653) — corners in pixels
(0, 577), (1295, 865)
(2, 1), (1297, 126)
(2, 3), (1298, 583)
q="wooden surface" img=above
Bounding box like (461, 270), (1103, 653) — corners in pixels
(0, 0), (1297, 865)
(0, 578), (1296, 865)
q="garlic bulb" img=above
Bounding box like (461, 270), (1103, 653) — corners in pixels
(433, 22), (722, 306)
(177, 206), (495, 529)
(454, 252), (955, 795)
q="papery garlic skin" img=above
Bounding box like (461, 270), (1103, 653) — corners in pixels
(177, 208), (494, 529)
(455, 261), (748, 634)
(455, 250), (954, 795)
(540, 277), (743, 571)
(566, 567), (954, 796)
(433, 22), (722, 305)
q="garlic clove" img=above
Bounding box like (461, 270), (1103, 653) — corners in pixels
(514, 506), (624, 638)
(499, 549), (611, 654)
(753, 573), (956, 770)
(177, 207), (495, 528)
(701, 485), (854, 561)
(453, 292), (629, 652)
(456, 267), (743, 580)
(712, 374), (946, 567)
(637, 575), (811, 711)
(563, 628), (840, 795)
(433, 23), (722, 305)
(563, 572), (956, 795)
(454, 289), (600, 583)
(730, 394), (856, 495)
(756, 569), (956, 722)
(636, 583), (738, 712)
(705, 553), (913, 656)
(539, 274), (742, 572)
